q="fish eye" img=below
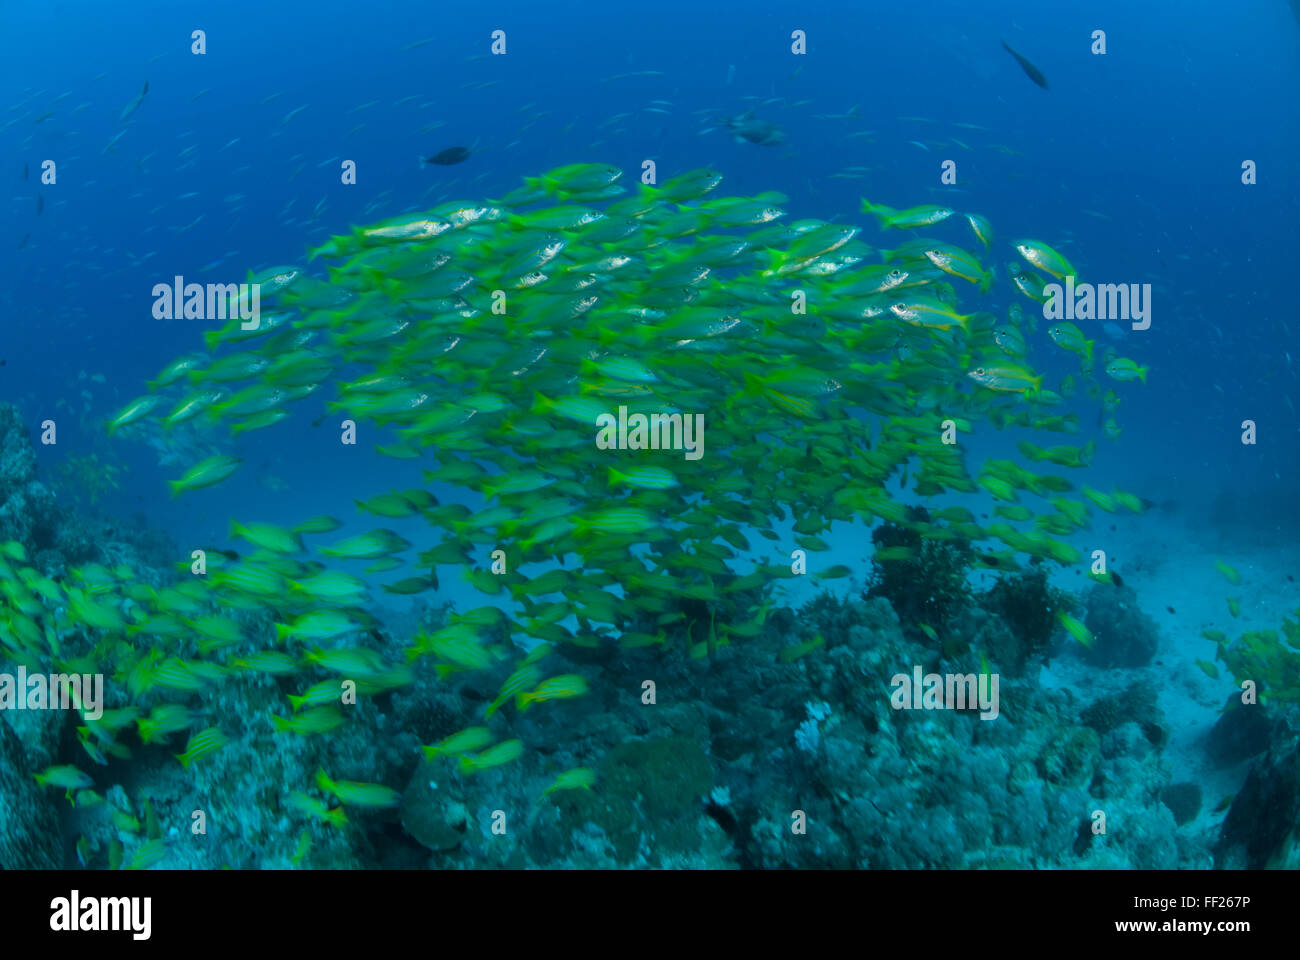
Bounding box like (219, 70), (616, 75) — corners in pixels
(973, 367), (985, 375)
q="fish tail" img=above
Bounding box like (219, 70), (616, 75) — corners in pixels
(167, 480), (185, 498)
(740, 371), (766, 399)
(270, 714), (292, 733)
(862, 200), (898, 230)
(529, 391), (554, 416)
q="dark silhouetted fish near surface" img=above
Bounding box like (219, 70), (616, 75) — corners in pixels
(1001, 38), (1049, 89)
(424, 146), (471, 165)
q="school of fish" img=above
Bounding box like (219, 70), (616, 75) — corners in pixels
(14, 162), (1154, 850)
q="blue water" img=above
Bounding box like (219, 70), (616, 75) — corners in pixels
(1, 0), (1298, 869)
(3, 1), (1296, 528)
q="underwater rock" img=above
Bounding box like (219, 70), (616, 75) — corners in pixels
(1080, 682), (1168, 752)
(0, 403), (37, 497)
(1160, 781), (1203, 826)
(960, 608), (1030, 679)
(1213, 719), (1300, 868)
(602, 736), (713, 820)
(0, 404), (61, 552)
(0, 716), (62, 868)
(401, 763), (471, 854)
(1081, 582), (1160, 668)
(1037, 726), (1101, 788)
(865, 520), (974, 648)
(979, 565), (1069, 671)
(1206, 697), (1272, 767)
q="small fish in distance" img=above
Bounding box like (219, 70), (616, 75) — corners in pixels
(1001, 38), (1049, 89)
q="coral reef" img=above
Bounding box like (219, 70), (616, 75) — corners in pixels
(1205, 698), (1272, 768)
(977, 563), (1071, 675)
(1080, 582), (1160, 668)
(1213, 719), (1300, 869)
(865, 519), (974, 652)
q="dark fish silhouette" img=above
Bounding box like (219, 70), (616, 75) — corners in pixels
(1001, 38), (1049, 89)
(119, 80), (150, 122)
(725, 111), (784, 145)
(424, 146), (471, 166)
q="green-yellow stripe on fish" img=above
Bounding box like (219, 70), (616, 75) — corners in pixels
(1013, 239), (1078, 281)
(1056, 611), (1094, 648)
(1215, 560), (1242, 585)
(422, 726), (495, 759)
(275, 610), (363, 643)
(288, 791), (347, 828)
(861, 199), (954, 230)
(542, 767), (596, 797)
(315, 769), (400, 807)
(518, 674), (589, 710)
(175, 727), (229, 769)
(230, 520), (303, 554)
(168, 455), (241, 497)
(458, 739), (525, 774)
(271, 706), (344, 736)
(320, 528), (411, 558)
(287, 679), (347, 712)
(106, 394), (164, 435)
